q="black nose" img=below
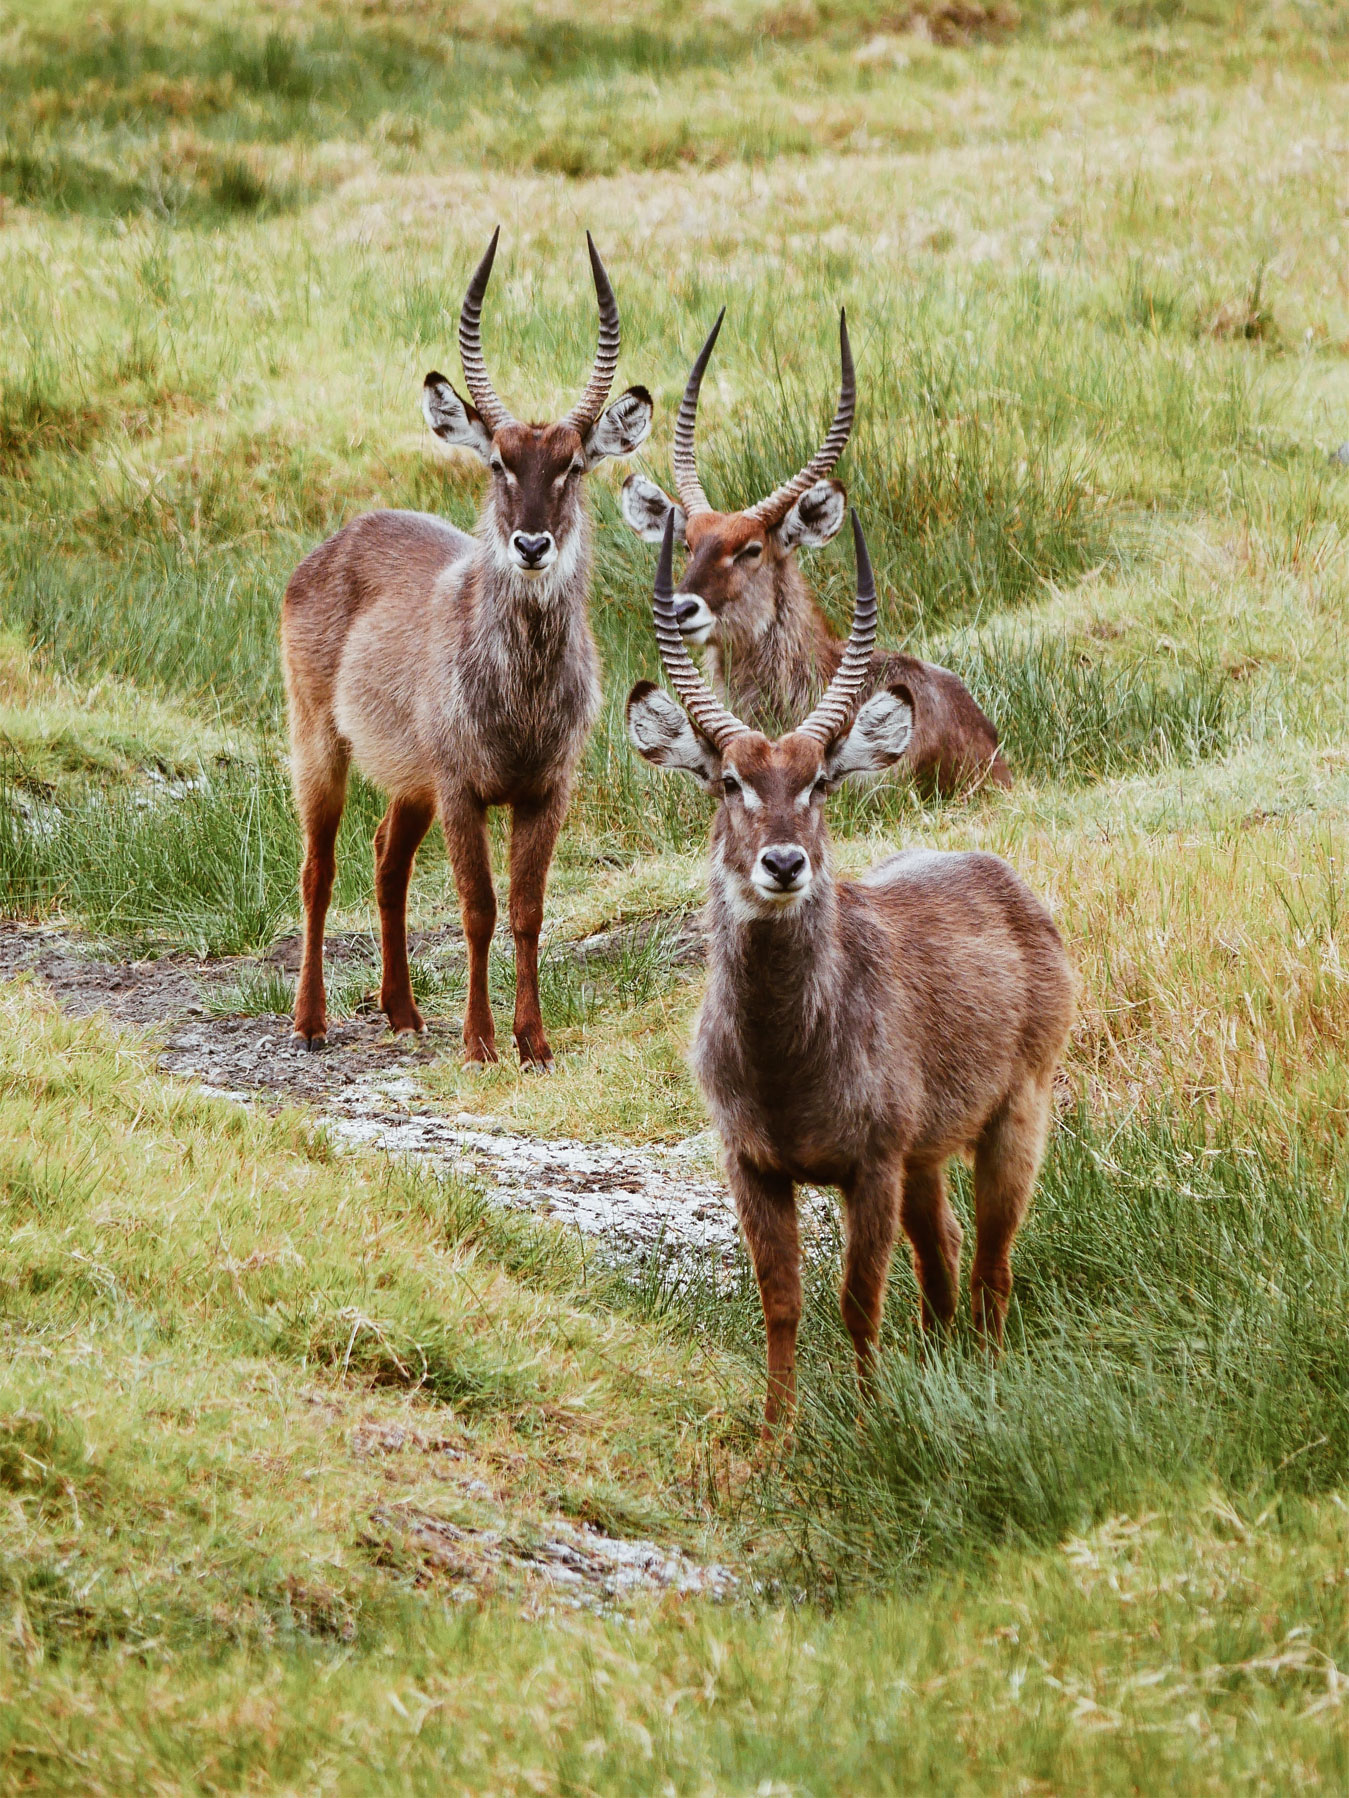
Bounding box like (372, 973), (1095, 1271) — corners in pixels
(674, 597), (704, 628)
(512, 532), (553, 566)
(760, 847), (807, 889)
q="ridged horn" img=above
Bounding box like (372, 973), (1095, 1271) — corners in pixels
(563, 232), (622, 433)
(651, 512), (748, 750)
(797, 510), (878, 744)
(745, 308), (855, 527)
(457, 226), (513, 433)
(672, 308), (725, 518)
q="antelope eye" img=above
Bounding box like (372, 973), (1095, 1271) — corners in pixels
(736, 542), (764, 562)
(722, 776), (741, 799)
(489, 455), (506, 475)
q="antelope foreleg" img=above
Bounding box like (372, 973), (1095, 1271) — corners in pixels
(507, 789), (569, 1068)
(441, 791), (498, 1063)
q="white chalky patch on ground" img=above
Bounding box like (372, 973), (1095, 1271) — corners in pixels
(311, 1073), (748, 1269)
(373, 1504), (737, 1611)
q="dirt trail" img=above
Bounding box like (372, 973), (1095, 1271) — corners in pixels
(0, 919), (758, 1271)
(1, 918), (747, 1602)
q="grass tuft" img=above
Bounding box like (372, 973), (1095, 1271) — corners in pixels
(770, 1104), (1349, 1592)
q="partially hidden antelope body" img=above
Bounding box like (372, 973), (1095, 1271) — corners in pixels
(627, 513), (1073, 1434)
(622, 310), (1011, 792)
(282, 230), (653, 1066)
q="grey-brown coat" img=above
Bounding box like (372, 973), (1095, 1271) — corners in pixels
(282, 231), (653, 1065)
(627, 513), (1073, 1434)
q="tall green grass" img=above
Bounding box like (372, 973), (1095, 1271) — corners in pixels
(817, 1106), (1349, 1585)
(0, 753), (392, 952)
(647, 1103), (1349, 1594)
(949, 632), (1234, 783)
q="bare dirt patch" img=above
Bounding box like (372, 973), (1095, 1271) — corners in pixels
(0, 918), (765, 1271)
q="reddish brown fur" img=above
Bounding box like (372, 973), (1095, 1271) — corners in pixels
(687, 509), (1011, 792)
(627, 686), (1072, 1434)
(628, 492), (1011, 793)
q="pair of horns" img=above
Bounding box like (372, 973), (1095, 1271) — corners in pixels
(458, 227), (621, 434)
(652, 508), (877, 749)
(673, 307), (855, 526)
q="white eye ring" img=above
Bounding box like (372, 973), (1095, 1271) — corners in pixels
(737, 542), (763, 561)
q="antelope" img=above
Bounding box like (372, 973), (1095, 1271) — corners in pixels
(281, 229), (653, 1066)
(621, 310), (1011, 792)
(626, 512), (1073, 1435)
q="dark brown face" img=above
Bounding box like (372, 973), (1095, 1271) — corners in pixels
(673, 510), (775, 645)
(712, 731), (831, 911)
(488, 422), (588, 578)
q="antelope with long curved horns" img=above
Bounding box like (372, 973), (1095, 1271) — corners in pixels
(622, 310), (1011, 792)
(627, 512), (1073, 1435)
(282, 229), (653, 1065)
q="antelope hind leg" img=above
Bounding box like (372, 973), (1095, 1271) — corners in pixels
(971, 1074), (1053, 1348)
(441, 790), (499, 1063)
(841, 1156), (905, 1395)
(291, 741), (349, 1049)
(898, 1158), (963, 1338)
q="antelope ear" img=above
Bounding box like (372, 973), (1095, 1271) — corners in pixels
(626, 681), (721, 788)
(583, 385), (654, 467)
(823, 682), (914, 784)
(422, 373), (493, 462)
(620, 474), (688, 544)
(774, 478), (847, 552)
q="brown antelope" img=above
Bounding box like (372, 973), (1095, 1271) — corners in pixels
(621, 310), (1011, 792)
(282, 229), (653, 1066)
(626, 512), (1073, 1434)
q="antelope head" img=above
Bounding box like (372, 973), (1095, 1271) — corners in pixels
(628, 510), (913, 917)
(422, 228), (653, 589)
(619, 308), (853, 646)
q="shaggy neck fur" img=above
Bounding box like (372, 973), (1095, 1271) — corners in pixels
(708, 555), (841, 727)
(705, 837), (843, 1051)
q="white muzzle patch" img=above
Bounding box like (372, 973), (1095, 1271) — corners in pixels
(749, 843), (813, 906)
(492, 526), (578, 599)
(509, 539), (559, 576)
(674, 593), (715, 647)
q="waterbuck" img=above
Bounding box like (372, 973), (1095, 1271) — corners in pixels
(282, 229), (653, 1065)
(621, 310), (1011, 792)
(626, 513), (1073, 1434)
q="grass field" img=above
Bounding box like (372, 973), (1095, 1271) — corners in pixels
(2, 0), (1349, 1789)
